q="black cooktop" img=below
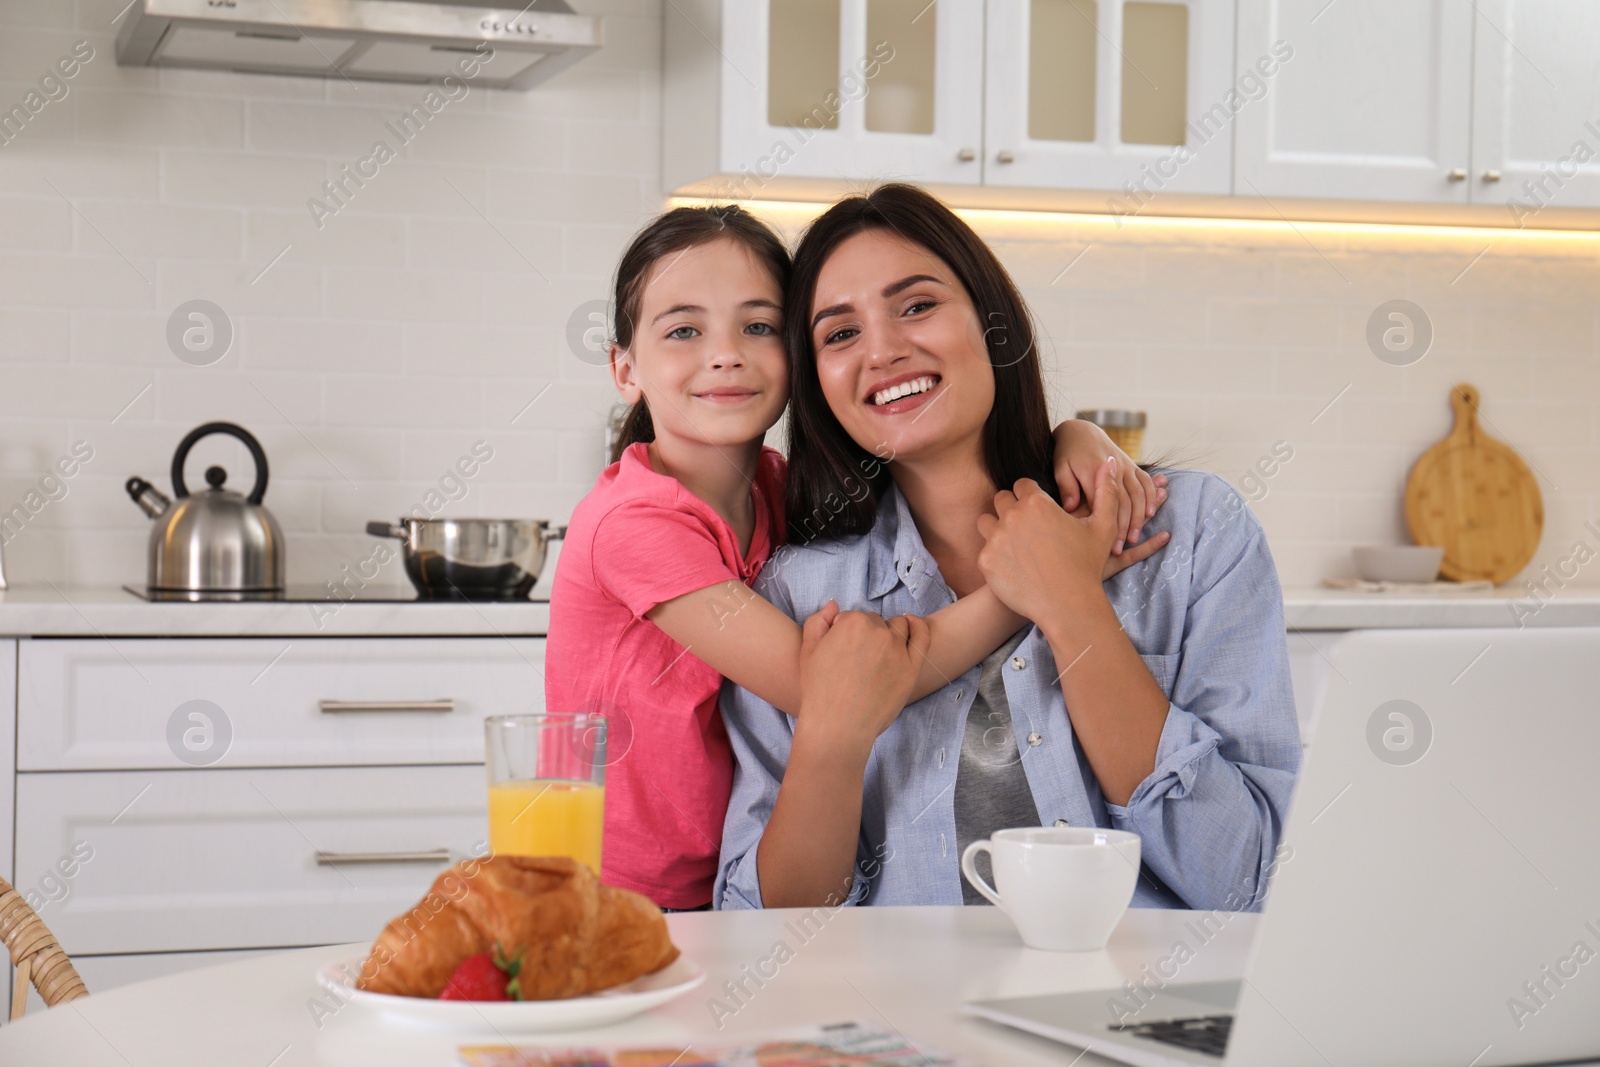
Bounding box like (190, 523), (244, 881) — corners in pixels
(121, 584), (549, 604)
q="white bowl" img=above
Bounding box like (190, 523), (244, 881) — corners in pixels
(1352, 545), (1445, 583)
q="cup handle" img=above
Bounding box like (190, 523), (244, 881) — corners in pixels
(960, 841), (1004, 908)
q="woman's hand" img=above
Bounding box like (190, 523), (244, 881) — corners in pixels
(796, 600), (932, 757)
(756, 601), (932, 909)
(1051, 420), (1168, 552)
(976, 461), (1132, 625)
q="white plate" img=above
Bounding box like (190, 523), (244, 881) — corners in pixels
(315, 953), (705, 1032)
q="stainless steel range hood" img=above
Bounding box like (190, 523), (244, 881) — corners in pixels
(116, 0), (603, 90)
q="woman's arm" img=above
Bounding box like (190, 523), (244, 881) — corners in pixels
(977, 464), (1302, 911)
(754, 605), (928, 908)
(976, 461), (1169, 803)
(647, 521), (1170, 717)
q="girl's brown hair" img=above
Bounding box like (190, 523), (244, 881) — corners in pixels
(784, 183), (1061, 541)
(607, 205), (792, 464)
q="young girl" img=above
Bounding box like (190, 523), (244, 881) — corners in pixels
(545, 204), (1169, 910)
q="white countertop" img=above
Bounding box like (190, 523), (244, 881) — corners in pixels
(1278, 584), (1600, 630)
(0, 585), (550, 638)
(0, 583), (1591, 638)
(0, 905), (1257, 1067)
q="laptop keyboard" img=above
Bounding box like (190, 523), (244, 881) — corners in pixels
(1109, 1013), (1232, 1057)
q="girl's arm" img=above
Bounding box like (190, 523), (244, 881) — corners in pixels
(646, 579), (1009, 716)
(650, 424), (1168, 716)
(647, 519), (1170, 717)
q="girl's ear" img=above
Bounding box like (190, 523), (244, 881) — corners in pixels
(609, 344), (642, 403)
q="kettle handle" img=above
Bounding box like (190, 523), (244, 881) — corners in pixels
(172, 422), (270, 504)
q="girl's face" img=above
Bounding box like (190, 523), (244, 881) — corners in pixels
(808, 228), (994, 466)
(611, 237), (788, 453)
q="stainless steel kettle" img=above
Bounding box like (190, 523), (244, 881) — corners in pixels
(126, 422), (284, 595)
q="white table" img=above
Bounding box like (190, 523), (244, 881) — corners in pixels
(0, 906), (1256, 1065)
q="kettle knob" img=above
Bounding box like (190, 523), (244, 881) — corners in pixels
(205, 466), (228, 489)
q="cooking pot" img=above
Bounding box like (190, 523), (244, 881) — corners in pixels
(366, 517), (564, 600)
(126, 422), (284, 595)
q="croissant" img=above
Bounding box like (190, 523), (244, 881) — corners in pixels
(355, 855), (679, 999)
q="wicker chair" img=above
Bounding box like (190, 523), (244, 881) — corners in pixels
(0, 876), (88, 1021)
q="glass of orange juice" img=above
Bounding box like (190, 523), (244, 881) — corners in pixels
(484, 712), (606, 871)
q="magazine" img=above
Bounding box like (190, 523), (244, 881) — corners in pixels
(457, 1019), (980, 1066)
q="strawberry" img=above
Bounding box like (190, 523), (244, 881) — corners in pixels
(437, 944), (526, 1001)
(439, 953), (509, 1001)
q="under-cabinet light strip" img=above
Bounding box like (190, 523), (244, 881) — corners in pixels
(668, 196), (1600, 244)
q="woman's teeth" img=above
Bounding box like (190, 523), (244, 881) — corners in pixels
(871, 376), (937, 406)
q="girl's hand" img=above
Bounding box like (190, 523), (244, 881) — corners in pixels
(1051, 420), (1168, 552)
(976, 462), (1127, 624)
(1080, 502), (1170, 580)
(796, 600), (932, 756)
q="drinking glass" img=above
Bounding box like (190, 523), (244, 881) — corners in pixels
(484, 712), (607, 870)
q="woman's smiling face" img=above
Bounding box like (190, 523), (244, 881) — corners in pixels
(808, 228), (995, 466)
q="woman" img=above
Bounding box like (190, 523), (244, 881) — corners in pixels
(716, 184), (1301, 912)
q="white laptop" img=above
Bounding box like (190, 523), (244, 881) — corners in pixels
(965, 627), (1600, 1067)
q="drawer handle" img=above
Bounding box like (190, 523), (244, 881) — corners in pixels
(315, 849), (452, 866)
(318, 699), (455, 714)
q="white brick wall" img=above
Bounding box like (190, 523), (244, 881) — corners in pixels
(0, 0), (659, 594)
(0, 0), (1595, 597)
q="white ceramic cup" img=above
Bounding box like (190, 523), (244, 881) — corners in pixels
(960, 827), (1141, 951)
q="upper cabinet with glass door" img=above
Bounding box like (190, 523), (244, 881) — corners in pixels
(983, 0), (1238, 194)
(663, 0), (986, 195)
(666, 0), (1600, 222)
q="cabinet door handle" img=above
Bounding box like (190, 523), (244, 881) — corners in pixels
(1447, 167), (1468, 181)
(957, 147), (976, 162)
(996, 150), (1015, 164)
(318, 699), (455, 714)
(316, 849), (452, 866)
(1482, 169), (1502, 182)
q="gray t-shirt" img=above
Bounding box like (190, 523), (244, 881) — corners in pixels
(953, 627), (1042, 905)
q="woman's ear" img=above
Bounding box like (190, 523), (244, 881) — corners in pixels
(609, 344), (642, 403)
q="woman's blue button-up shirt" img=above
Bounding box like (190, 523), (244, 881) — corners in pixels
(716, 468), (1302, 912)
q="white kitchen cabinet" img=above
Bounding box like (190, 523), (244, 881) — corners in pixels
(665, 0), (987, 193)
(1, 641), (12, 1015)
(666, 0), (1236, 199)
(17, 637), (545, 771)
(15, 765), (485, 956)
(1234, 0), (1476, 203)
(1471, 0), (1600, 213)
(1285, 630), (1347, 747)
(984, 0), (1237, 195)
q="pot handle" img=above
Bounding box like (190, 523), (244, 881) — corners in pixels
(172, 422), (269, 504)
(548, 524), (567, 541)
(366, 521), (407, 540)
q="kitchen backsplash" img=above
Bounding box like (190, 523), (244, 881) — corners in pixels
(1, 0), (1595, 596)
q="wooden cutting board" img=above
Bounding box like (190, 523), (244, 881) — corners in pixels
(1403, 383), (1542, 585)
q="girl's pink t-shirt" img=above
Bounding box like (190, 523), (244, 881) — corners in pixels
(545, 442), (787, 909)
